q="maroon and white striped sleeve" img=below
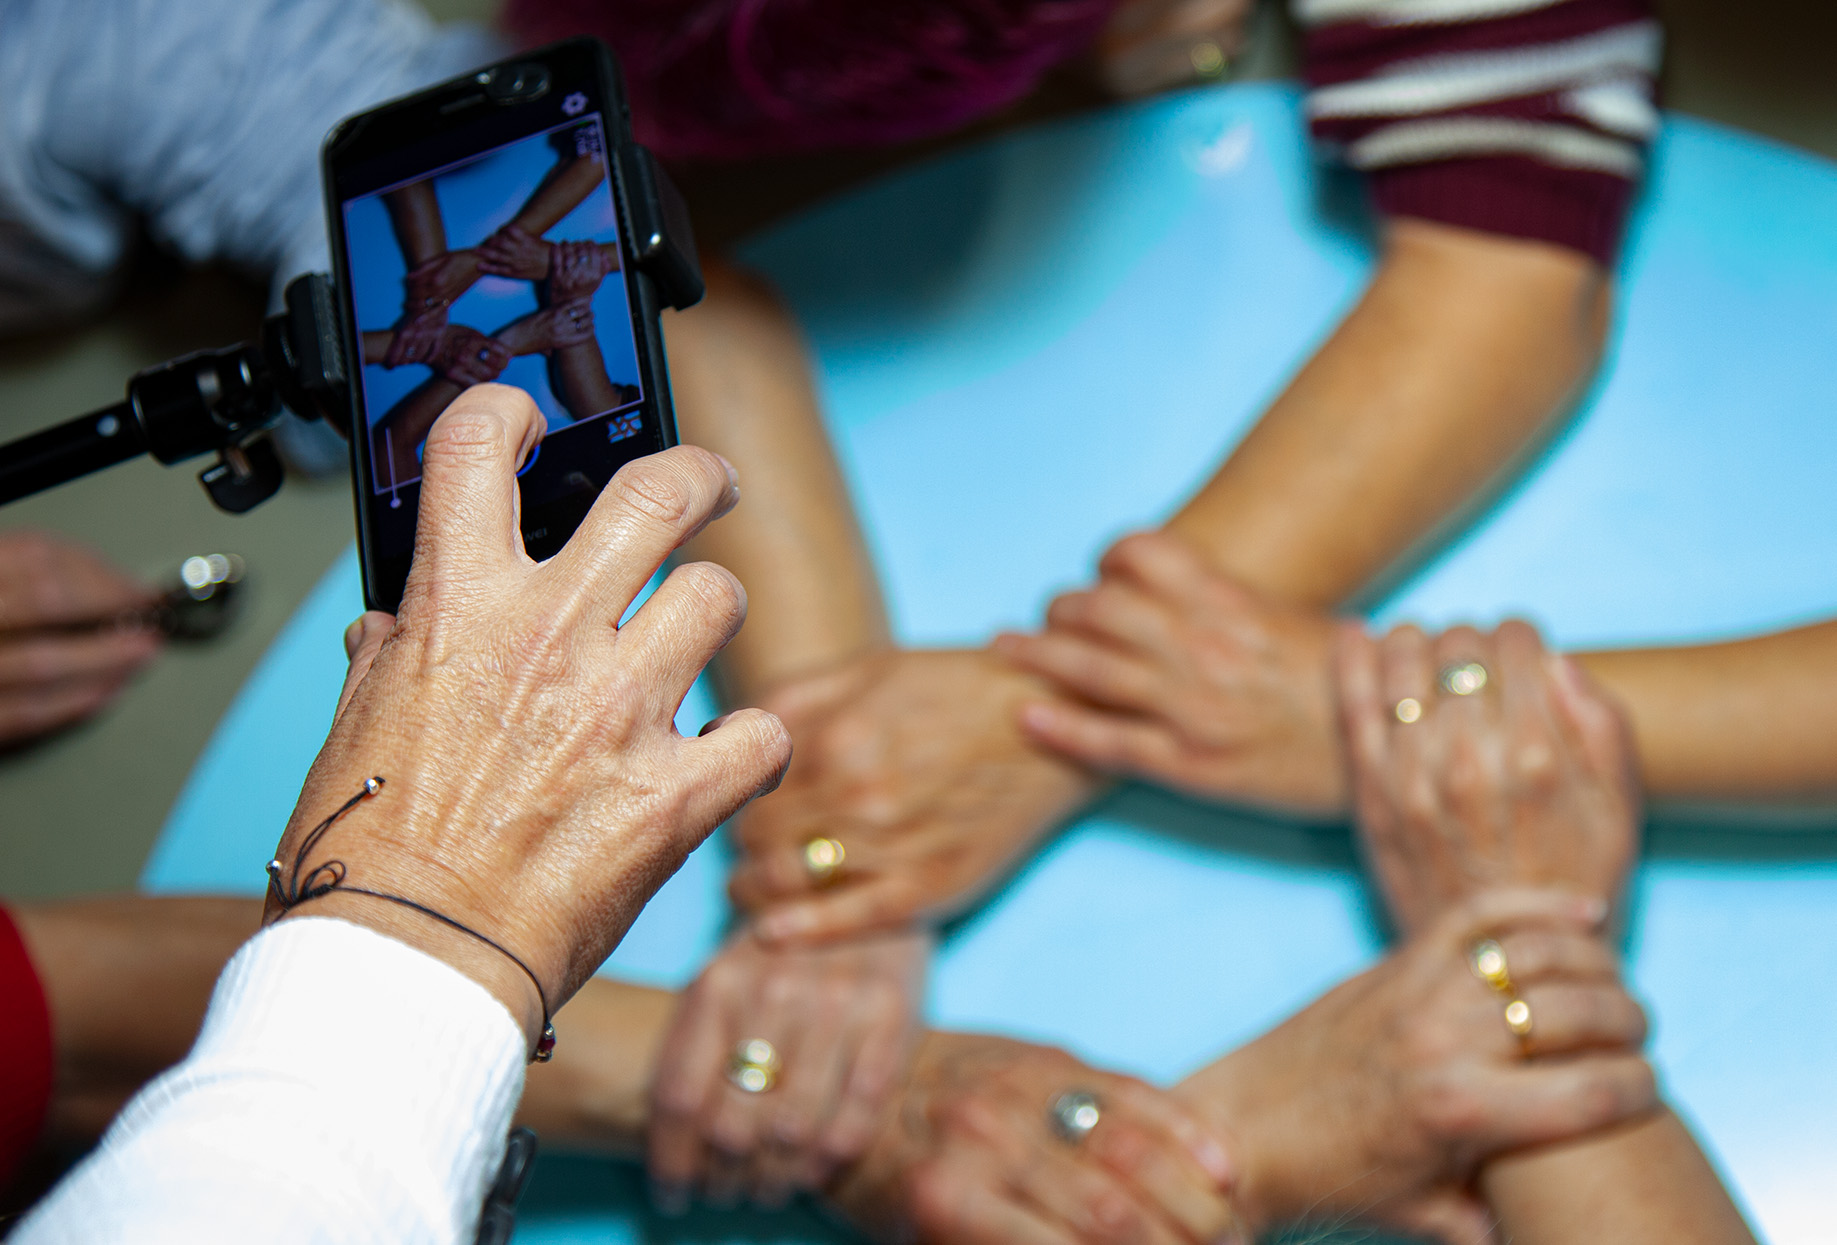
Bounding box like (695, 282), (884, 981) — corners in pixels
(1296, 0), (1662, 265)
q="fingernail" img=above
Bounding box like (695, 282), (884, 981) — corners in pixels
(648, 1179), (690, 1217)
(715, 453), (739, 489)
(344, 618), (366, 659)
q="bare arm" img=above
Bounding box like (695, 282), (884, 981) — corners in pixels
(666, 260), (890, 703)
(1578, 620), (1837, 803)
(1484, 1112), (1756, 1245)
(11, 896), (259, 1146)
(1165, 218), (1610, 608)
(382, 181), (448, 267)
(512, 153), (607, 238)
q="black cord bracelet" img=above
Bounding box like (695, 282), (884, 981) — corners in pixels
(266, 777), (558, 1063)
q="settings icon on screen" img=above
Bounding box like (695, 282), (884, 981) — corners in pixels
(561, 92), (588, 117)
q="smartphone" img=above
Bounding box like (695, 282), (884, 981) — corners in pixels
(323, 39), (700, 611)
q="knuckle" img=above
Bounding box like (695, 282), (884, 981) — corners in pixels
(610, 460), (698, 524)
(671, 562), (746, 627)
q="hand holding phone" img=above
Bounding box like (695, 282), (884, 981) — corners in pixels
(325, 40), (697, 610)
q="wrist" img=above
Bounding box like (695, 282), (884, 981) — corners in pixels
(1173, 1056), (1283, 1237)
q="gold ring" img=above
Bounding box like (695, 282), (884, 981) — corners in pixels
(802, 837), (846, 885)
(1470, 938), (1515, 995)
(1188, 39), (1228, 80)
(1394, 697), (1423, 724)
(1438, 661), (1489, 697)
(728, 1038), (781, 1093)
(1504, 997), (1533, 1038)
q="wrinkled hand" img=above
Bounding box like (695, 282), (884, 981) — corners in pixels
(1177, 889), (1654, 1244)
(1336, 620), (1641, 937)
(648, 927), (930, 1210)
(830, 1031), (1242, 1245)
(401, 248), (482, 316)
(495, 299), (596, 357)
(997, 532), (1346, 816)
(548, 239), (617, 303)
(477, 223), (553, 283)
(1096, 0), (1253, 96)
(384, 306), (451, 369)
(726, 648), (1100, 944)
(275, 386), (791, 1050)
(429, 324), (513, 386)
(0, 531), (161, 747)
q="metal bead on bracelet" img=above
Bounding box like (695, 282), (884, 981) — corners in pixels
(265, 777), (558, 1064)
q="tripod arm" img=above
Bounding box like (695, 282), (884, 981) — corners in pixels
(0, 275), (349, 514)
(0, 403), (145, 505)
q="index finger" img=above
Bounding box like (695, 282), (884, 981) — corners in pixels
(410, 384), (546, 585)
(549, 445), (740, 624)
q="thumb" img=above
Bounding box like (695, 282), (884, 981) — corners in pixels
(336, 611), (396, 721)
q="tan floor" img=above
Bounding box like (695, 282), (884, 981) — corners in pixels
(2, 0), (1834, 899)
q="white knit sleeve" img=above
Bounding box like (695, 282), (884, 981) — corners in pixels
(13, 916), (527, 1245)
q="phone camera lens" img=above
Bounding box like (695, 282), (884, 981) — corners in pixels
(485, 64), (551, 104)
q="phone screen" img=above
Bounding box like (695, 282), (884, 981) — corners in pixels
(326, 46), (672, 609)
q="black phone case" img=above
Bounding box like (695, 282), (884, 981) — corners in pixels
(321, 39), (682, 612)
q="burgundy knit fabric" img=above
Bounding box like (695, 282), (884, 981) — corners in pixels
(504, 0), (1119, 160)
(0, 906), (54, 1187)
(1303, 0), (1660, 263)
(506, 0), (1658, 262)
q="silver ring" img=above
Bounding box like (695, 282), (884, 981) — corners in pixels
(1048, 1090), (1102, 1144)
(1438, 661), (1489, 697)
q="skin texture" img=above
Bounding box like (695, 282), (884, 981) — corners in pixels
(664, 259), (891, 703)
(0, 532), (162, 748)
(1173, 890), (1655, 1244)
(1337, 620), (1756, 1244)
(647, 927), (931, 1210)
(829, 1032), (1241, 1245)
(1163, 219), (1609, 608)
(996, 531), (1345, 816)
(1336, 619), (1642, 935)
(269, 388), (792, 1047)
(726, 648), (1099, 944)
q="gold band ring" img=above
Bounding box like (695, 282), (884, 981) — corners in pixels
(1504, 997), (1534, 1038)
(1470, 938), (1515, 995)
(802, 837), (846, 885)
(1394, 697), (1424, 724)
(1438, 662), (1490, 697)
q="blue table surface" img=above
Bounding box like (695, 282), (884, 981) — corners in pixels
(147, 84), (1837, 1243)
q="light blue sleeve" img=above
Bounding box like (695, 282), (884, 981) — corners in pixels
(0, 0), (504, 290)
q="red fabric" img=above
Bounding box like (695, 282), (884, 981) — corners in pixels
(0, 906), (54, 1187)
(1372, 157), (1632, 266)
(504, 0), (1119, 161)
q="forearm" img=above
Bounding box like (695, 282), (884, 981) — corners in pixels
(513, 155), (605, 237)
(1165, 219), (1609, 608)
(1577, 620), (1837, 803)
(549, 338), (623, 419)
(12, 896), (259, 1148)
(666, 260), (890, 702)
(383, 182), (448, 266)
(514, 977), (677, 1156)
(1482, 1109), (1755, 1245)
